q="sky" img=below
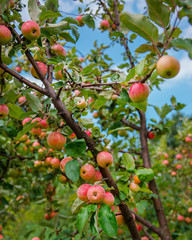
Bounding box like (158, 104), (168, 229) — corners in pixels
(20, 0), (192, 120)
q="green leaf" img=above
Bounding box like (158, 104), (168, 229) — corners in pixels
(126, 67), (135, 81)
(26, 93), (43, 113)
(135, 44), (156, 54)
(65, 160), (80, 182)
(45, 0), (59, 12)
(28, 0), (42, 22)
(59, 32), (76, 43)
(7, 103), (24, 120)
(135, 59), (145, 76)
(41, 21), (69, 37)
(90, 212), (99, 236)
(82, 14), (95, 29)
(3, 90), (18, 104)
(0, 0), (10, 13)
(98, 204), (117, 238)
(63, 17), (79, 25)
(65, 139), (86, 158)
(94, 96), (108, 110)
(92, 127), (101, 138)
(146, 0), (170, 27)
(160, 104), (172, 118)
(136, 200), (148, 215)
(107, 127), (130, 135)
(175, 103), (186, 111)
(39, 10), (62, 21)
(171, 38), (192, 59)
(80, 119), (94, 128)
(122, 153), (135, 171)
(72, 198), (85, 214)
(120, 12), (159, 43)
(81, 63), (97, 75)
(1, 55), (12, 65)
(70, 25), (80, 42)
(120, 88), (130, 102)
(135, 168), (154, 182)
(77, 204), (97, 233)
(15, 121), (37, 141)
(129, 100), (148, 112)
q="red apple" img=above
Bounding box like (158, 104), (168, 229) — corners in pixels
(21, 21), (40, 41)
(60, 157), (73, 173)
(164, 153), (169, 158)
(22, 117), (32, 125)
(176, 164), (182, 169)
(77, 184), (92, 201)
(79, 57), (84, 62)
(111, 94), (118, 100)
(54, 70), (63, 80)
(171, 171), (177, 176)
(31, 128), (42, 136)
(129, 83), (150, 103)
(136, 223), (142, 232)
(93, 112), (98, 118)
(45, 157), (52, 166)
(185, 217), (192, 224)
(176, 154), (182, 160)
(147, 131), (155, 139)
(103, 192), (114, 206)
(162, 160), (169, 165)
(85, 130), (91, 137)
(142, 237), (149, 240)
(31, 62), (47, 79)
(156, 56), (180, 79)
(90, 170), (102, 183)
(0, 104), (9, 118)
(96, 151), (113, 168)
(50, 157), (60, 169)
(47, 132), (66, 150)
(87, 185), (105, 203)
(52, 44), (66, 56)
(59, 175), (68, 183)
(133, 175), (141, 184)
(185, 136), (192, 142)
(32, 141), (40, 148)
(129, 182), (140, 192)
(80, 164), (95, 180)
(15, 66), (22, 73)
(100, 20), (110, 30)
(0, 234), (4, 239)
(69, 132), (76, 139)
(32, 238), (40, 240)
(177, 215), (184, 221)
(116, 213), (124, 226)
(0, 25), (12, 45)
(76, 15), (84, 26)
(18, 96), (26, 104)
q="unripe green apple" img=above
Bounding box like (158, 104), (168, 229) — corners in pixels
(59, 175), (68, 183)
(80, 164), (95, 180)
(156, 55), (180, 78)
(87, 185), (105, 203)
(31, 62), (47, 79)
(77, 183), (92, 201)
(0, 25), (12, 45)
(129, 83), (150, 103)
(96, 151), (113, 168)
(47, 132), (66, 150)
(77, 98), (87, 109)
(21, 21), (40, 41)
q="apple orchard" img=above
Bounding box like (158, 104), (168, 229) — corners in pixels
(0, 0), (192, 240)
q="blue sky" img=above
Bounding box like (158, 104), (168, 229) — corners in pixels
(21, 0), (192, 120)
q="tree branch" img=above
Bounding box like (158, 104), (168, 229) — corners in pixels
(121, 118), (140, 131)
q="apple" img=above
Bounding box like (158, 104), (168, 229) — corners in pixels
(0, 25), (12, 45)
(0, 104), (9, 118)
(50, 158), (60, 168)
(59, 175), (68, 183)
(21, 21), (40, 41)
(188, 207), (192, 213)
(118, 130), (128, 137)
(96, 151), (113, 168)
(39, 119), (48, 129)
(39, 131), (46, 139)
(136, 223), (142, 232)
(31, 62), (47, 79)
(185, 217), (192, 224)
(22, 117), (32, 125)
(147, 131), (155, 140)
(74, 90), (81, 97)
(19, 134), (28, 142)
(69, 132), (76, 139)
(177, 215), (184, 221)
(77, 184), (92, 201)
(141, 237), (149, 240)
(93, 112), (98, 118)
(45, 157), (52, 166)
(47, 132), (66, 150)
(117, 228), (124, 235)
(129, 182), (140, 192)
(103, 192), (114, 206)
(76, 15), (84, 26)
(176, 154), (182, 160)
(162, 160), (169, 165)
(18, 96), (26, 104)
(80, 164), (95, 180)
(31, 128), (42, 136)
(116, 213), (124, 226)
(87, 185), (105, 203)
(31, 117), (41, 127)
(0, 234), (4, 239)
(129, 83), (150, 103)
(171, 171), (177, 176)
(156, 55), (180, 78)
(15, 66), (22, 73)
(164, 153), (169, 158)
(32, 141), (40, 148)
(54, 70), (63, 80)
(77, 98), (87, 109)
(60, 157), (73, 173)
(185, 136), (192, 142)
(32, 238), (40, 240)
(100, 20), (110, 30)
(34, 160), (42, 167)
(111, 94), (118, 100)
(85, 130), (91, 137)
(90, 170), (102, 183)
(176, 164), (182, 169)
(52, 44), (66, 56)
(133, 175), (141, 184)
(79, 57), (84, 62)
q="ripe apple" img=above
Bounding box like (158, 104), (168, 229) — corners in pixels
(15, 66), (22, 73)
(22, 117), (32, 125)
(87, 185), (105, 203)
(47, 132), (66, 150)
(21, 21), (40, 41)
(74, 90), (81, 97)
(185, 217), (192, 224)
(156, 55), (180, 78)
(136, 223), (142, 232)
(0, 234), (4, 239)
(93, 112), (98, 118)
(31, 62), (47, 79)
(31, 117), (41, 127)
(129, 182), (140, 192)
(77, 98), (87, 109)
(54, 70), (63, 80)
(60, 157), (73, 173)
(103, 192), (114, 206)
(45, 157), (52, 166)
(90, 170), (102, 183)
(133, 175), (141, 184)
(177, 215), (184, 221)
(162, 160), (169, 165)
(147, 131), (155, 139)
(176, 154), (182, 160)
(188, 207), (192, 213)
(129, 83), (150, 103)
(18, 96), (26, 104)
(111, 94), (118, 100)
(80, 164), (95, 180)
(32, 238), (40, 240)
(32, 141), (40, 148)
(185, 136), (192, 142)
(171, 171), (177, 176)
(141, 237), (149, 240)
(49, 157), (60, 168)
(79, 57), (84, 62)
(59, 175), (68, 183)
(52, 44), (66, 56)
(19, 134), (28, 142)
(164, 153), (169, 158)
(77, 184), (92, 201)
(85, 130), (91, 137)
(31, 128), (42, 136)
(116, 213), (124, 226)
(176, 164), (182, 169)
(0, 104), (9, 118)
(76, 15), (84, 26)
(96, 151), (113, 168)
(100, 20), (110, 30)
(69, 132), (76, 139)
(0, 25), (12, 45)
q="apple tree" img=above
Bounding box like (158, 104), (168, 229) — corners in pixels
(0, 0), (192, 239)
